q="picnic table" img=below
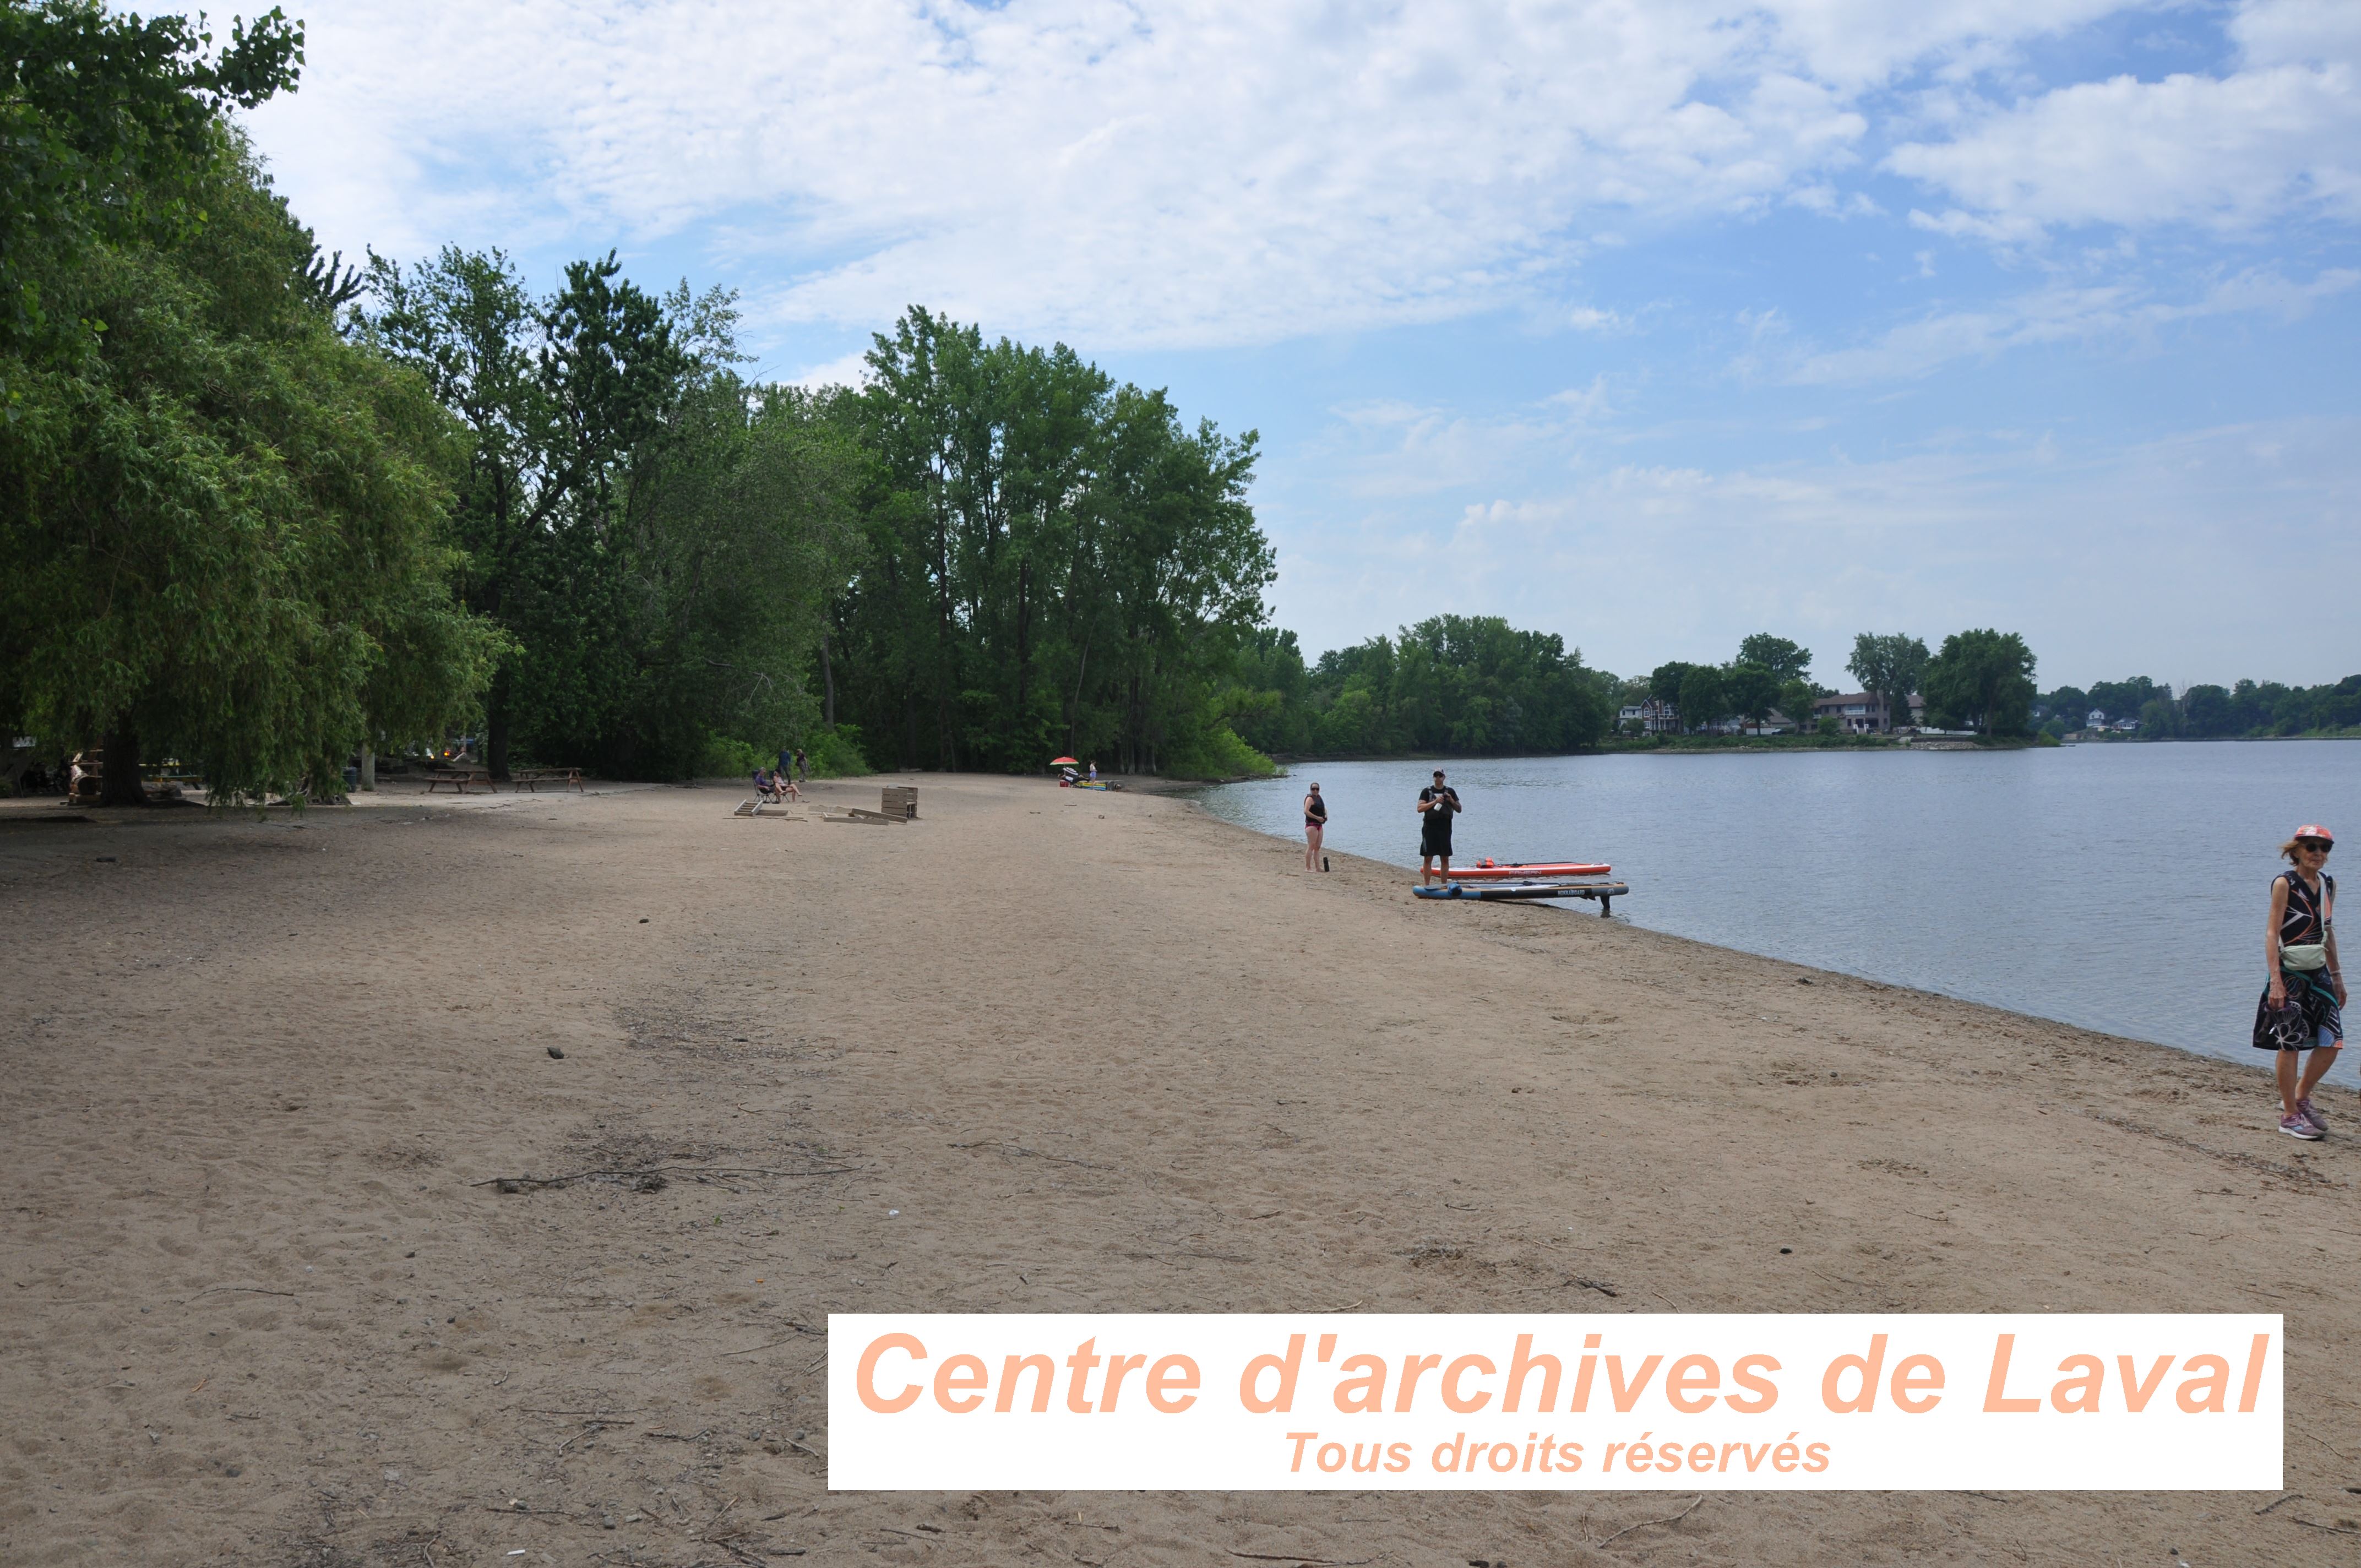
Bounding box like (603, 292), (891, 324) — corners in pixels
(423, 765), (584, 793)
(507, 767), (584, 793)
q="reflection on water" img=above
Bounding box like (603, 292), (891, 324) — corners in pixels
(1198, 743), (2361, 1086)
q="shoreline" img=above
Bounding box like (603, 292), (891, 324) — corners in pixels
(1188, 787), (2310, 1091)
(4, 774), (2354, 1564)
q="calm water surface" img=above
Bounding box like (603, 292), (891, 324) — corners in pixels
(1196, 743), (2361, 1086)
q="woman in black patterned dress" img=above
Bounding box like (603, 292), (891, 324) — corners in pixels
(2254, 825), (2342, 1140)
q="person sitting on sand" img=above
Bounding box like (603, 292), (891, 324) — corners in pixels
(1417, 769), (1461, 885)
(2256, 824), (2341, 1140)
(1304, 781), (1328, 871)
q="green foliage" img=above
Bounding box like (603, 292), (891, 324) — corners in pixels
(363, 254), (862, 778)
(804, 724), (872, 777)
(2077, 674), (2361, 739)
(1723, 662), (1780, 728)
(1678, 665), (1727, 730)
(698, 733), (768, 779)
(1736, 634), (1811, 684)
(1282, 615), (1613, 756)
(1162, 723), (1277, 781)
(1846, 633), (1930, 732)
(1, 0), (304, 382)
(2085, 676), (2164, 724)
(1922, 629), (2037, 736)
(1648, 661), (1695, 707)
(2036, 684), (2090, 728)
(0, 13), (499, 802)
(830, 307), (1273, 775)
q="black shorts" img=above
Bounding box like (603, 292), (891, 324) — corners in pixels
(1421, 829), (1452, 858)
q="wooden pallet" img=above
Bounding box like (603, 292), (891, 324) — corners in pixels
(879, 786), (918, 820)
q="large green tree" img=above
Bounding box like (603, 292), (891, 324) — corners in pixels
(1922, 629), (2037, 736)
(1300, 616), (1612, 755)
(833, 308), (1272, 775)
(362, 248), (703, 776)
(1736, 633), (1811, 684)
(1, 3), (498, 803)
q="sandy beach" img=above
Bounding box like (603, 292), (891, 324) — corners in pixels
(3, 773), (2356, 1565)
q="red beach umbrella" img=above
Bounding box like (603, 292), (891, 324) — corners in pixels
(1050, 755), (1079, 765)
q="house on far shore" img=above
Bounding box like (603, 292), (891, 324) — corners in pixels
(1812, 692), (1926, 733)
(1619, 698), (1681, 734)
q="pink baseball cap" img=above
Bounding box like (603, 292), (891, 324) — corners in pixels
(2294, 824), (2335, 843)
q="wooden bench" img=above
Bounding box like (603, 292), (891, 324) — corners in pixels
(507, 767), (584, 793)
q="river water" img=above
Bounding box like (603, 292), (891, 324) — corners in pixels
(1195, 743), (2361, 1086)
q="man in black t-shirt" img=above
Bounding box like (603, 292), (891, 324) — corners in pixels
(1417, 769), (1462, 885)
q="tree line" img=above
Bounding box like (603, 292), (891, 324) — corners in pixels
(14, 6), (2336, 797)
(1225, 616), (1618, 758)
(1629, 629), (2038, 738)
(2038, 676), (2361, 739)
(0, 2), (1278, 796)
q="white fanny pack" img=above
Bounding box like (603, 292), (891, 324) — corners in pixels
(2281, 943), (2329, 972)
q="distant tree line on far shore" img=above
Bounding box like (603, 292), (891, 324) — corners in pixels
(2038, 676), (2361, 740)
(1207, 622), (2049, 762)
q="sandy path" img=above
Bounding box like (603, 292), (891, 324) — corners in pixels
(2, 774), (2355, 1566)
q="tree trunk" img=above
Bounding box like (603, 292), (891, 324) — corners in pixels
(1014, 558), (1031, 745)
(486, 667), (513, 780)
(359, 745), (376, 791)
(818, 625), (836, 729)
(99, 721), (144, 807)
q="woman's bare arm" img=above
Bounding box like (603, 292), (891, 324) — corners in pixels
(2326, 885), (2343, 1003)
(2266, 876), (2289, 1001)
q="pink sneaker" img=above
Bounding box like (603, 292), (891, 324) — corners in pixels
(2297, 1096), (2329, 1133)
(2280, 1113), (2322, 1141)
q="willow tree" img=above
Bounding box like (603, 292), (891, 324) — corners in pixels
(0, 2), (499, 802)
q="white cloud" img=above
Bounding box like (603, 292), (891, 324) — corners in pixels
(235, 0), (2153, 350)
(1318, 378), (1617, 498)
(1885, 2), (2361, 241)
(1788, 266), (2360, 383)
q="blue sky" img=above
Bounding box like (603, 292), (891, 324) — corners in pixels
(233, 1), (2361, 690)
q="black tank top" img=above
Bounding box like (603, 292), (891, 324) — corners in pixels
(2277, 871), (2334, 946)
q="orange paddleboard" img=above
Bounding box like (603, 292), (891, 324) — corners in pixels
(1444, 860), (1609, 880)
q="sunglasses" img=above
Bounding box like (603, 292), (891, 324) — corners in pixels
(2298, 840), (2333, 853)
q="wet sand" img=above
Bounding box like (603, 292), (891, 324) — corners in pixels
(2, 774), (2355, 1565)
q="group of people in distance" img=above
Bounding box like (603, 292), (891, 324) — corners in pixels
(1298, 769), (1463, 883)
(753, 745), (809, 805)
